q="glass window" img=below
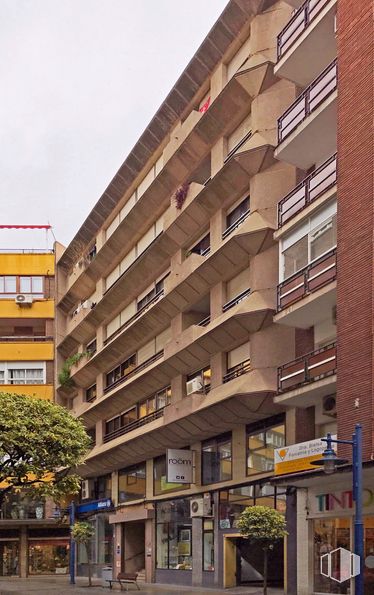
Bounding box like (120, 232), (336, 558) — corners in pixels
(121, 407), (137, 427)
(186, 367), (211, 395)
(314, 518), (351, 593)
(203, 520), (214, 571)
(118, 463), (146, 503)
(0, 371), (4, 384)
(85, 384), (97, 402)
(189, 233), (210, 256)
(31, 277), (43, 294)
(4, 277), (16, 294)
(28, 541), (69, 574)
(8, 368), (43, 385)
(218, 483), (284, 529)
(156, 499), (192, 570)
(95, 475), (112, 500)
(310, 214), (337, 261)
(20, 277), (31, 293)
(226, 196), (250, 229)
(202, 433), (232, 485)
(154, 456), (187, 496)
(283, 235), (308, 278)
(156, 386), (171, 409)
(247, 418), (285, 476)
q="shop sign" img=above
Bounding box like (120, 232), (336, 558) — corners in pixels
(313, 489), (374, 514)
(166, 449), (193, 483)
(76, 498), (113, 515)
(274, 436), (336, 476)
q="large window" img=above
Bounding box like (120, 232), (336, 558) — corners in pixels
(202, 433), (232, 485)
(281, 202), (337, 280)
(156, 498), (192, 570)
(94, 475), (112, 500)
(247, 416), (285, 476)
(106, 354), (136, 388)
(154, 456), (187, 496)
(0, 276), (44, 298)
(118, 463), (146, 503)
(0, 363), (45, 385)
(137, 274), (169, 311)
(219, 483), (286, 530)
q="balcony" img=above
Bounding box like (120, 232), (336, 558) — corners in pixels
(277, 153), (337, 229)
(275, 342), (336, 407)
(103, 406), (167, 444)
(223, 359), (251, 383)
(0, 341), (54, 361)
(0, 384), (54, 401)
(275, 247), (336, 328)
(104, 351), (163, 395)
(275, 60), (337, 169)
(275, 0), (337, 86)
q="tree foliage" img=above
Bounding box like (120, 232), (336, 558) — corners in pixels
(0, 392), (90, 505)
(58, 352), (88, 388)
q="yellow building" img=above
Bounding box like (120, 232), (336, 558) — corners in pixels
(0, 250), (70, 578)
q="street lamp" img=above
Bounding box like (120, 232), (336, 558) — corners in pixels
(311, 424), (364, 595)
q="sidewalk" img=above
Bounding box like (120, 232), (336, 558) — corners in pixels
(0, 576), (284, 595)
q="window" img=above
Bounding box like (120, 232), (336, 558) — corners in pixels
(203, 520), (214, 571)
(139, 386), (171, 417)
(85, 385), (97, 403)
(8, 368), (43, 385)
(314, 518), (351, 594)
(87, 427), (96, 447)
(281, 203), (337, 280)
(219, 483), (286, 529)
(154, 456), (187, 496)
(202, 433), (232, 485)
(188, 233), (210, 257)
(0, 276), (44, 298)
(118, 463), (146, 503)
(86, 339), (96, 356)
(247, 416), (285, 476)
(106, 354), (136, 388)
(156, 499), (192, 570)
(137, 274), (168, 312)
(94, 475), (112, 500)
(105, 407), (137, 436)
(186, 368), (211, 395)
(0, 370), (4, 384)
(226, 196), (250, 230)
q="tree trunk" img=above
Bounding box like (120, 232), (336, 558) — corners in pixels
(85, 543), (92, 587)
(263, 547), (268, 595)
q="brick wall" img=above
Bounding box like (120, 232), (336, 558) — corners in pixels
(336, 0), (374, 459)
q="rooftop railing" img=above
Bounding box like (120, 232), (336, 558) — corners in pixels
(277, 247), (336, 311)
(103, 407), (167, 444)
(278, 59), (337, 143)
(104, 350), (164, 394)
(277, 0), (332, 60)
(278, 342), (336, 392)
(278, 153), (337, 227)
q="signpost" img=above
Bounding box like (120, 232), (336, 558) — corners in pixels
(274, 436), (337, 476)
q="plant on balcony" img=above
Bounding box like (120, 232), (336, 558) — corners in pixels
(0, 392), (91, 507)
(238, 506), (288, 595)
(174, 182), (190, 210)
(71, 521), (95, 586)
(58, 351), (89, 388)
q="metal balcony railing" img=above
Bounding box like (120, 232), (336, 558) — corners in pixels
(222, 289), (251, 313)
(278, 153), (337, 227)
(104, 350), (164, 394)
(277, 247), (336, 311)
(198, 314), (211, 327)
(104, 289), (164, 345)
(0, 336), (53, 342)
(278, 342), (336, 392)
(277, 0), (332, 59)
(278, 59), (337, 143)
(103, 406), (167, 443)
(223, 359), (251, 383)
(222, 209), (251, 240)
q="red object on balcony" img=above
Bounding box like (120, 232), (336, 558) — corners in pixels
(277, 247), (336, 311)
(278, 342), (336, 392)
(199, 97), (211, 113)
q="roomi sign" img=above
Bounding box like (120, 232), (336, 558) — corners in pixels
(166, 449), (193, 483)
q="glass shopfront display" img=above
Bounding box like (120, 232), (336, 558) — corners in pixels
(77, 513), (113, 577)
(156, 498), (192, 570)
(219, 482), (286, 530)
(28, 540), (69, 574)
(0, 540), (19, 576)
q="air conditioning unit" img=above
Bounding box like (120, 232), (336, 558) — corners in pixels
(81, 479), (94, 500)
(186, 377), (203, 395)
(81, 300), (92, 309)
(190, 495), (212, 518)
(323, 395), (337, 417)
(15, 294), (33, 306)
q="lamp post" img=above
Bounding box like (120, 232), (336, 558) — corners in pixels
(311, 424), (364, 595)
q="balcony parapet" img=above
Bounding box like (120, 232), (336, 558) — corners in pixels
(278, 342), (336, 393)
(103, 406), (167, 444)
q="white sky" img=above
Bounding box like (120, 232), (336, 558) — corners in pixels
(0, 0), (228, 250)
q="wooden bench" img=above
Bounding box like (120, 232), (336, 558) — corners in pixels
(106, 572), (140, 590)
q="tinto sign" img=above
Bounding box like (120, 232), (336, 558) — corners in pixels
(166, 449), (193, 484)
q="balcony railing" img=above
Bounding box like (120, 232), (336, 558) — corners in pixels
(104, 350), (164, 394)
(278, 153), (337, 227)
(104, 289), (164, 345)
(278, 59), (337, 143)
(198, 314), (211, 327)
(222, 209), (251, 240)
(103, 407), (167, 444)
(223, 359), (251, 383)
(277, 247), (336, 311)
(223, 288), (251, 313)
(0, 336), (53, 342)
(278, 342), (336, 392)
(277, 0), (331, 59)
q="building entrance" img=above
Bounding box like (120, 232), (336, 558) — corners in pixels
(123, 521), (145, 576)
(236, 537), (284, 587)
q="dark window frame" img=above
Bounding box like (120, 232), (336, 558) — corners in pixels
(201, 432), (232, 486)
(246, 414), (286, 477)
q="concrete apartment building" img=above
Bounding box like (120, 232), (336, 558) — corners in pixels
(55, 0), (373, 592)
(0, 247), (70, 577)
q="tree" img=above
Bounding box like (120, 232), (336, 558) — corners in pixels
(0, 392), (91, 507)
(237, 505), (288, 595)
(71, 521), (95, 587)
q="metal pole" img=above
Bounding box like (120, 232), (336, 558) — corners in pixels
(69, 502), (76, 585)
(353, 424), (364, 595)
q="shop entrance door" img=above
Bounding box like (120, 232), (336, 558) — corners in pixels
(236, 537), (284, 587)
(123, 521), (145, 576)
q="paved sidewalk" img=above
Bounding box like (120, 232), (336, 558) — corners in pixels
(0, 576), (284, 594)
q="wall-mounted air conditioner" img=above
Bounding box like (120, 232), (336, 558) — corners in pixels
(15, 294), (33, 306)
(323, 395), (337, 417)
(186, 377), (203, 395)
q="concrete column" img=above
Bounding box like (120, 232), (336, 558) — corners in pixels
(96, 372), (104, 399)
(96, 277), (105, 302)
(45, 319), (54, 336)
(210, 352), (226, 390)
(213, 491), (220, 587)
(145, 460), (154, 500)
(210, 282), (225, 321)
(210, 209), (225, 252)
(171, 312), (183, 338)
(171, 374), (186, 404)
(210, 63), (226, 101)
(286, 489), (297, 595)
(296, 489), (309, 595)
(96, 325), (104, 351)
(95, 419), (104, 446)
(192, 517), (203, 586)
(191, 441), (201, 487)
(232, 425), (246, 481)
(111, 471), (118, 507)
(170, 248), (183, 271)
(145, 518), (155, 583)
(114, 523), (122, 575)
(211, 138), (226, 177)
(96, 229), (105, 252)
(19, 526), (28, 578)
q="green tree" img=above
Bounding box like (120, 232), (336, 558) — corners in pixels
(237, 505), (288, 595)
(71, 521), (95, 587)
(0, 392), (90, 506)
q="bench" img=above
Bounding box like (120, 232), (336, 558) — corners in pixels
(106, 572), (140, 591)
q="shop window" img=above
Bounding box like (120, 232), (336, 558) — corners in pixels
(0, 540), (19, 576)
(219, 483), (286, 530)
(153, 456), (187, 496)
(314, 518), (351, 594)
(202, 433), (232, 485)
(247, 416), (285, 476)
(156, 499), (192, 570)
(203, 519), (214, 571)
(118, 463), (146, 503)
(28, 540), (69, 574)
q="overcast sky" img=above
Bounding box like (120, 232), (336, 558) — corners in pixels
(0, 0), (227, 250)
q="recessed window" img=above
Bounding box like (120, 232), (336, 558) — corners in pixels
(226, 196), (250, 230)
(85, 385), (97, 403)
(202, 433), (232, 485)
(118, 463), (146, 503)
(246, 416), (285, 476)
